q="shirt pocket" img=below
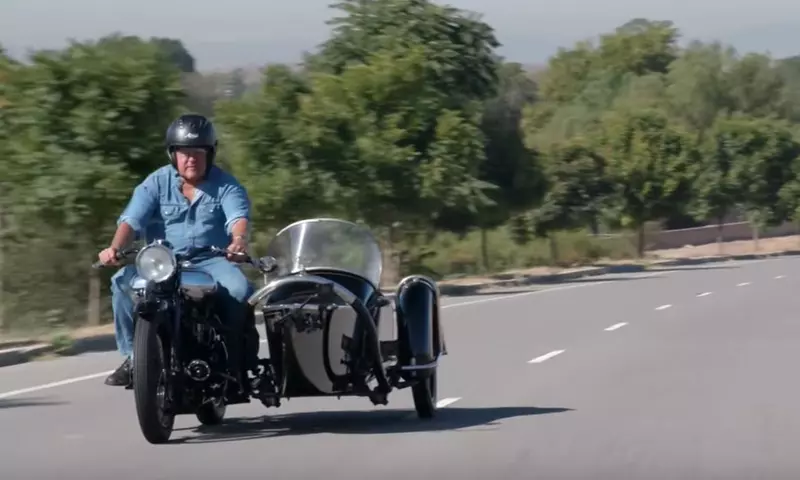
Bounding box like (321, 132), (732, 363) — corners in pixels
(197, 202), (223, 225)
(159, 204), (187, 223)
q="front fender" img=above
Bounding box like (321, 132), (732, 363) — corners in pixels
(394, 275), (444, 378)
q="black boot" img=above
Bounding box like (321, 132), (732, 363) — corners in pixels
(105, 358), (132, 387)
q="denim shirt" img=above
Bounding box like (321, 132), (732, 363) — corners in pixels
(118, 164), (250, 255)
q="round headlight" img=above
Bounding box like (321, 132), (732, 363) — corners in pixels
(135, 244), (177, 283)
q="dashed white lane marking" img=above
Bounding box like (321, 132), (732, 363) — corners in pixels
(528, 350), (565, 364)
(0, 371), (115, 400)
(737, 282), (751, 287)
(775, 275), (785, 279)
(697, 292), (713, 297)
(655, 304), (672, 311)
(604, 322), (628, 331)
(436, 397), (461, 408)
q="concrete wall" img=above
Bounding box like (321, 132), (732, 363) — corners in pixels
(640, 221), (800, 250)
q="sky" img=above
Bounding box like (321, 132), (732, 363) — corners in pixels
(2, 0), (800, 71)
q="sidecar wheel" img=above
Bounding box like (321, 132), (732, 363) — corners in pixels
(133, 319), (175, 444)
(412, 370), (437, 419)
(196, 397), (226, 426)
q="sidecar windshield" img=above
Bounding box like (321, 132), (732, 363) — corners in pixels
(264, 218), (384, 287)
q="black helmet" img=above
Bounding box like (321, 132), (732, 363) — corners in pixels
(165, 113), (218, 174)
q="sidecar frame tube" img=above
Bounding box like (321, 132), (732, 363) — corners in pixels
(248, 274), (392, 394)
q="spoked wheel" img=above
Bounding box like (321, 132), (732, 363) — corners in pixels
(412, 369), (438, 419)
(133, 319), (175, 444)
(196, 396), (227, 426)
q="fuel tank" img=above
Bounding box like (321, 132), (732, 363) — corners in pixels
(179, 269), (217, 300)
(128, 269), (217, 301)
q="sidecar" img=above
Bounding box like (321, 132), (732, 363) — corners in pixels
(247, 218), (447, 418)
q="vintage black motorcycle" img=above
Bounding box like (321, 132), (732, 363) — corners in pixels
(94, 218), (446, 444)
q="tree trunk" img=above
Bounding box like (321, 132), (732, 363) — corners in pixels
(636, 224), (646, 258)
(796, 220), (800, 248)
(549, 234), (559, 264)
(751, 222), (760, 252)
(480, 227), (489, 272)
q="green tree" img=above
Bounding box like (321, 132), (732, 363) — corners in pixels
(314, 0), (500, 104)
(296, 0), (504, 278)
(597, 107), (696, 256)
(2, 35), (184, 327)
(728, 53), (786, 118)
(692, 116), (748, 251)
(665, 40), (737, 136)
(433, 61), (543, 269)
(596, 18), (679, 77)
(150, 37), (196, 73)
(723, 116), (800, 247)
(532, 137), (614, 260)
(215, 64), (334, 236)
(0, 45), (14, 330)
(298, 46), (495, 226)
(525, 18), (679, 154)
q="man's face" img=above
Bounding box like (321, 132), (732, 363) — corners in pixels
(174, 147), (207, 182)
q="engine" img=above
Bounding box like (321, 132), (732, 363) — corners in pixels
(181, 301), (230, 402)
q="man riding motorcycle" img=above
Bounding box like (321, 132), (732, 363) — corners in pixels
(97, 113), (255, 388)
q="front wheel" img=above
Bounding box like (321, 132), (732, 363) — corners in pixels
(412, 370), (437, 419)
(196, 397), (226, 425)
(133, 318), (175, 444)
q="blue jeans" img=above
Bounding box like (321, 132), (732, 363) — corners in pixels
(110, 257), (254, 360)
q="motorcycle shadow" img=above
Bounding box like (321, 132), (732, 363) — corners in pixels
(170, 405), (573, 444)
(0, 397), (68, 409)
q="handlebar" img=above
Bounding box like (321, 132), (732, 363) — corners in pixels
(91, 244), (265, 271)
(91, 247), (140, 269)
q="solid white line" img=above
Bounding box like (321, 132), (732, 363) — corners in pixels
(0, 370), (115, 400)
(604, 322), (628, 331)
(697, 292), (713, 297)
(528, 349), (565, 364)
(655, 304), (672, 311)
(737, 282), (750, 287)
(442, 283), (594, 309)
(443, 272), (667, 310)
(436, 397), (461, 408)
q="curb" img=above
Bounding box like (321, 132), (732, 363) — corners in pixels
(0, 344), (53, 368)
(2, 250), (797, 368)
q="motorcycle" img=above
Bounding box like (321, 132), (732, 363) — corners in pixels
(94, 217), (446, 444)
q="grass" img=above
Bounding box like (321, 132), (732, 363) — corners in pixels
(398, 226), (638, 280)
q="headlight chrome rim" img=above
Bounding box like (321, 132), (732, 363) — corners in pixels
(135, 243), (177, 283)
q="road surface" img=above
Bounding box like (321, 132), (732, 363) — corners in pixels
(1, 257), (799, 479)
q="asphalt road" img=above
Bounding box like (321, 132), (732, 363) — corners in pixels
(1, 257), (799, 479)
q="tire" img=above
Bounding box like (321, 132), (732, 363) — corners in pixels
(412, 369), (437, 419)
(411, 292), (438, 419)
(196, 397), (226, 426)
(133, 318), (175, 444)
